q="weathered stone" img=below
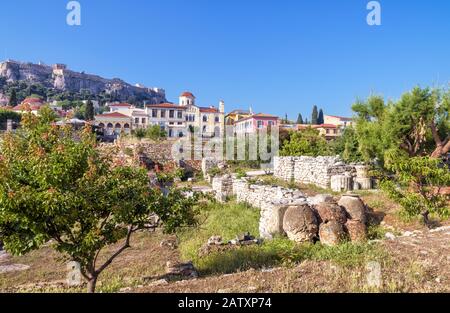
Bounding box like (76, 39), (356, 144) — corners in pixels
(338, 195), (367, 224)
(315, 202), (347, 224)
(260, 205), (289, 239)
(319, 221), (346, 246)
(355, 177), (372, 190)
(331, 175), (353, 192)
(207, 236), (223, 246)
(308, 194), (334, 206)
(283, 204), (319, 243)
(345, 220), (367, 242)
(160, 238), (178, 249)
(166, 261), (198, 278)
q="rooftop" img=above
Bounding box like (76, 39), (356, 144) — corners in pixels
(95, 112), (131, 118)
(180, 91), (195, 98)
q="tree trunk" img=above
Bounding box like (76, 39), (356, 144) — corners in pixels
(87, 276), (98, 293)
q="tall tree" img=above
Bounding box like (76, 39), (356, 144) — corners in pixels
(296, 113), (304, 124)
(311, 105), (318, 125)
(0, 113), (199, 293)
(8, 89), (18, 106)
(318, 109), (324, 124)
(284, 113), (289, 124)
(85, 99), (95, 121)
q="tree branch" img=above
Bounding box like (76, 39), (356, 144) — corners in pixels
(94, 225), (134, 276)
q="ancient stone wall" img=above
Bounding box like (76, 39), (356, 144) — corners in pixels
(211, 175), (370, 244)
(273, 156), (354, 189)
(211, 175), (309, 239)
(272, 156), (374, 191)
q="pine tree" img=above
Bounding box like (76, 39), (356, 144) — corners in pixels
(318, 109), (324, 124)
(296, 113), (304, 124)
(85, 100), (95, 121)
(284, 113), (289, 124)
(311, 105), (318, 125)
(9, 89), (18, 106)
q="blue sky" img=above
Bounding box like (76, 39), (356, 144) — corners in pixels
(0, 0), (449, 119)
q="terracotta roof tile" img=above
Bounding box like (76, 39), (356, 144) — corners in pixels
(95, 112), (131, 118)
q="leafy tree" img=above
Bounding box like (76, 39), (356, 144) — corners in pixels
(85, 100), (95, 121)
(296, 113), (304, 124)
(134, 128), (146, 140)
(0, 113), (199, 292)
(380, 156), (450, 225)
(38, 106), (58, 124)
(75, 104), (87, 120)
(8, 89), (17, 106)
(331, 127), (363, 163)
(311, 105), (318, 125)
(352, 87), (450, 164)
(280, 128), (332, 157)
(351, 87), (450, 222)
(0, 109), (21, 130)
(146, 124), (167, 141)
(318, 109), (324, 124)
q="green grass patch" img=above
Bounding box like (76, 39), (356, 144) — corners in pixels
(178, 201), (387, 276)
(178, 201), (260, 262)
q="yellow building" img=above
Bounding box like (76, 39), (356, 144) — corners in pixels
(225, 109), (252, 125)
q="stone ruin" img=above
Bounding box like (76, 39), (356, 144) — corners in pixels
(199, 233), (261, 257)
(211, 175), (371, 245)
(273, 156), (374, 192)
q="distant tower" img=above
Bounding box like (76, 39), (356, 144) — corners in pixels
(219, 100), (225, 113)
(179, 91), (195, 106)
(249, 106), (253, 115)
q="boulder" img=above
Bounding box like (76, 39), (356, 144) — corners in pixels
(166, 261), (198, 278)
(319, 221), (346, 246)
(315, 202), (347, 224)
(260, 204), (289, 239)
(207, 236), (223, 246)
(345, 220), (367, 242)
(308, 194), (334, 206)
(283, 204), (319, 243)
(338, 195), (367, 224)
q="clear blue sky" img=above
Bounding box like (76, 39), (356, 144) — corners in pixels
(1, 0), (449, 118)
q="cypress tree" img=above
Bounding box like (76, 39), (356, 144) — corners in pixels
(85, 100), (95, 121)
(311, 105), (318, 125)
(296, 113), (304, 124)
(318, 109), (324, 124)
(9, 89), (18, 106)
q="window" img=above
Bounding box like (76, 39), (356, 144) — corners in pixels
(215, 116), (220, 123)
(268, 121), (274, 126)
(203, 115), (208, 122)
(169, 110), (174, 118)
(152, 109), (158, 118)
(326, 129), (330, 134)
(161, 110), (166, 118)
(257, 121), (263, 128)
(203, 125), (207, 132)
(142, 118), (146, 124)
(135, 118), (139, 124)
(177, 122), (182, 125)
(177, 110), (183, 119)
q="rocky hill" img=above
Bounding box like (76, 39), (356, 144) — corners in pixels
(0, 60), (166, 104)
